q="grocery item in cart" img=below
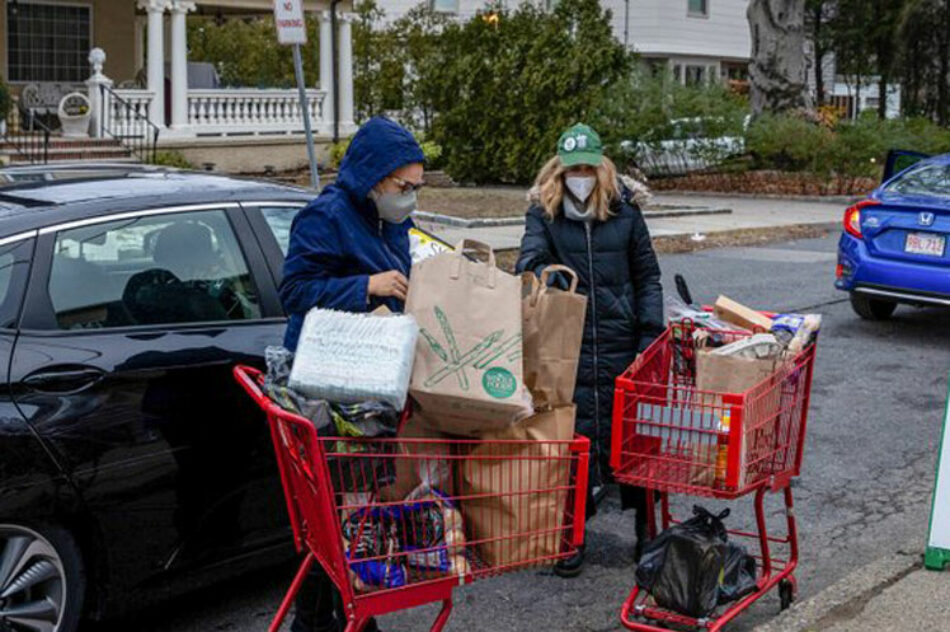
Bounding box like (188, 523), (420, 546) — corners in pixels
(462, 405), (576, 567)
(407, 239), (533, 431)
(713, 295), (773, 332)
(522, 266), (587, 409)
(635, 506), (757, 618)
(709, 333), (784, 359)
(289, 309), (419, 410)
(771, 313), (822, 354)
(264, 346), (334, 429)
(342, 504), (408, 591)
(402, 485), (471, 578)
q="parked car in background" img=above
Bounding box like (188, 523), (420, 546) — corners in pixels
(0, 166), (448, 632)
(620, 115), (751, 176)
(836, 151), (950, 319)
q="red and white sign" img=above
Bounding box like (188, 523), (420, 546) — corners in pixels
(273, 0), (307, 45)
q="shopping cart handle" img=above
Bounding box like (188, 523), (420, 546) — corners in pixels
(233, 365), (271, 409)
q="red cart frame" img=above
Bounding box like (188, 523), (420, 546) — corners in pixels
(610, 321), (817, 631)
(234, 366), (589, 632)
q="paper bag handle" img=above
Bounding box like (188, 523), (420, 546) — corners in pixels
(531, 265), (579, 305)
(450, 239), (497, 288)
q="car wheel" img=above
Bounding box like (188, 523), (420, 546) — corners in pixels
(850, 292), (897, 320)
(0, 524), (85, 632)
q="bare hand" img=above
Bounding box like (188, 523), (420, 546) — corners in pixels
(368, 270), (409, 301)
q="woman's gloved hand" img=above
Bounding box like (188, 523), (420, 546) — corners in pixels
(368, 270), (409, 301)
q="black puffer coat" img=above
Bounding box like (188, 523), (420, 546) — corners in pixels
(516, 185), (664, 487)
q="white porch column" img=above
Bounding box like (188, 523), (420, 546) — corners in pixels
(318, 10), (335, 133)
(85, 48), (113, 139)
(139, 0), (170, 129)
(338, 13), (355, 133)
(169, 0), (196, 133)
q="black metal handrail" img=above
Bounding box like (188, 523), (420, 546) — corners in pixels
(99, 84), (160, 163)
(1, 100), (52, 165)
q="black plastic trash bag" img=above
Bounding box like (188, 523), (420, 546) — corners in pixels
(635, 505), (757, 618)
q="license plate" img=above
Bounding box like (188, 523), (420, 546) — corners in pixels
(905, 232), (946, 257)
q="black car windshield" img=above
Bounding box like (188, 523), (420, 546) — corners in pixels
(885, 163), (950, 199)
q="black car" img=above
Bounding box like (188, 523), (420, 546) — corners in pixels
(0, 169), (323, 632)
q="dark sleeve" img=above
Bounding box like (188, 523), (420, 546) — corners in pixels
(516, 206), (557, 278)
(628, 205), (664, 352)
(278, 205), (369, 315)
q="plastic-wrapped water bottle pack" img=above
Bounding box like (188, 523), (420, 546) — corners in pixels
(289, 308), (420, 410)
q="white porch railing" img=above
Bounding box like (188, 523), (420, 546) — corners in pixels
(110, 89), (155, 136)
(187, 89), (328, 136)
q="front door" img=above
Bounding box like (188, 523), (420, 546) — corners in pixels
(10, 205), (289, 598)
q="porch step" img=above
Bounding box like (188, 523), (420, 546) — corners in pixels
(1, 135), (138, 165)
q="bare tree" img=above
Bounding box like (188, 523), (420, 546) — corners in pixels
(748, 0), (812, 114)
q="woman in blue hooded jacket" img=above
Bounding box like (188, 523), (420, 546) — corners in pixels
(280, 117), (424, 632)
(281, 116), (426, 351)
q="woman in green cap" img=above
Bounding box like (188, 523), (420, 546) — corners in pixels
(517, 122), (664, 577)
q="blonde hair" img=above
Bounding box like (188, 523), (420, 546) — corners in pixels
(534, 155), (620, 221)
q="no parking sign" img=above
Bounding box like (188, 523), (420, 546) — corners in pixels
(926, 378), (950, 570)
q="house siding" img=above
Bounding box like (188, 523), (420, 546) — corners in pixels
(375, 0), (751, 63)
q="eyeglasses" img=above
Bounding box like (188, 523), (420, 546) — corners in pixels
(389, 175), (426, 194)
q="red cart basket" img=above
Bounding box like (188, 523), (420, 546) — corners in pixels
(234, 366), (589, 632)
(610, 321), (817, 631)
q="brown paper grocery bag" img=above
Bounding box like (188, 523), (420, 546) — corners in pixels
(379, 411), (455, 502)
(695, 350), (786, 488)
(522, 265), (588, 410)
(460, 406), (576, 568)
(407, 239), (533, 433)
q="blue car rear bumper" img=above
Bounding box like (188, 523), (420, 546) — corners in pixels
(836, 233), (950, 305)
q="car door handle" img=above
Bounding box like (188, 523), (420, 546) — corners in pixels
(23, 366), (106, 393)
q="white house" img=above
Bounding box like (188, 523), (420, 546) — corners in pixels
(1, 0), (359, 170)
(380, 0), (753, 84)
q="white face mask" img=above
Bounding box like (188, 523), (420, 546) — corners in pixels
(565, 176), (596, 202)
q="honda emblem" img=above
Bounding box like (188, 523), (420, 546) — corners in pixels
(919, 212), (936, 227)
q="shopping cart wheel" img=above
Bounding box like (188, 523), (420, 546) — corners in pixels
(779, 579), (795, 611)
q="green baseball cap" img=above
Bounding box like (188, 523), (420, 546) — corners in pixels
(557, 123), (603, 167)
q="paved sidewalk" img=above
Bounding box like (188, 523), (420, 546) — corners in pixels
(756, 545), (950, 632)
(823, 569), (949, 632)
(416, 193), (846, 251)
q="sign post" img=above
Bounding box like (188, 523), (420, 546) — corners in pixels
(926, 377), (950, 570)
(274, 0), (320, 191)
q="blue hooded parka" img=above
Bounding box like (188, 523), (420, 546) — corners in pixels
(280, 117), (425, 350)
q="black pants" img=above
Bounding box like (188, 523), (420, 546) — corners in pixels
(291, 565), (341, 632)
(585, 481), (655, 556)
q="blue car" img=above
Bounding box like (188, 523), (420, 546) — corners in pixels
(836, 150), (950, 319)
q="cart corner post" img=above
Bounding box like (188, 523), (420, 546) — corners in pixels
(925, 374), (950, 571)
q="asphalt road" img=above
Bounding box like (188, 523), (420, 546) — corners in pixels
(94, 233), (950, 632)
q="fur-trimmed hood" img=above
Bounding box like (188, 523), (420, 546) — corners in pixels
(526, 174), (653, 208)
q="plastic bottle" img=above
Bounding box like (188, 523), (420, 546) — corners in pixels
(715, 410), (731, 488)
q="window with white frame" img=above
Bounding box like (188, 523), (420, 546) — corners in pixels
(7, 2), (92, 83)
(688, 0), (708, 17)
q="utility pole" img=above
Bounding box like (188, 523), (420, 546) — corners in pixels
(624, 0), (630, 49)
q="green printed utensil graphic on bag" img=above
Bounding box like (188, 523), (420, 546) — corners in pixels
(419, 307), (517, 395)
(435, 306), (469, 390)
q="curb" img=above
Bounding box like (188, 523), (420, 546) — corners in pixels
(649, 221), (840, 255)
(492, 222), (840, 270)
(413, 206), (733, 228)
(657, 190), (864, 205)
(754, 548), (922, 632)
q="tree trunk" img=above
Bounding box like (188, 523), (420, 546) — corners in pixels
(812, 3), (825, 106)
(940, 0), (950, 125)
(748, 0), (812, 114)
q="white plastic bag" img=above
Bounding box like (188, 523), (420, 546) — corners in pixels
(289, 309), (419, 409)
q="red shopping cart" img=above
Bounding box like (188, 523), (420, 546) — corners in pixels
(611, 320), (817, 631)
(234, 366), (589, 632)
